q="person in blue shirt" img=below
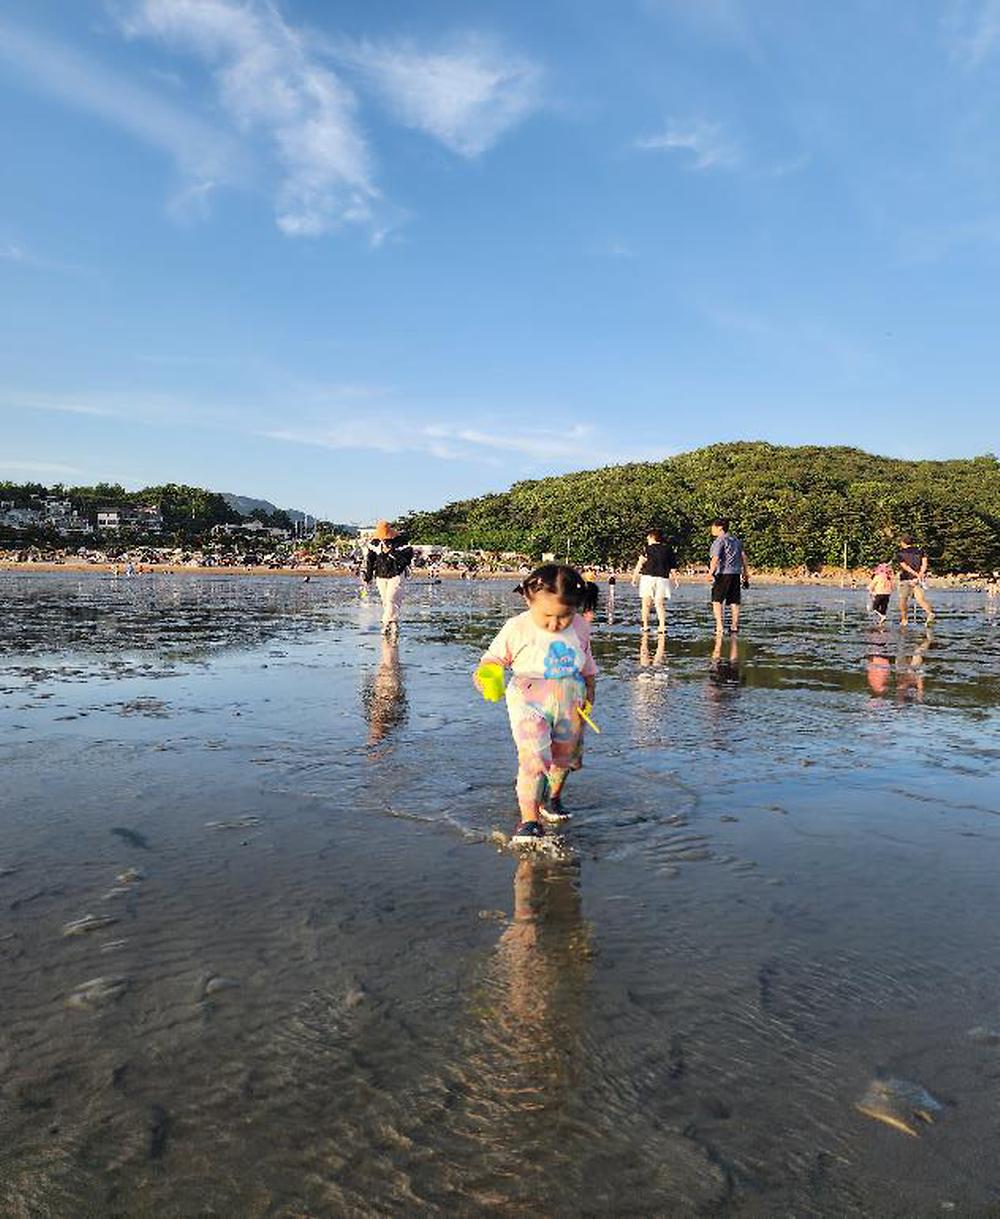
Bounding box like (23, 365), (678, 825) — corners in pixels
(708, 518), (750, 635)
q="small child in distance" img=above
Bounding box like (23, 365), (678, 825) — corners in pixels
(869, 563), (894, 624)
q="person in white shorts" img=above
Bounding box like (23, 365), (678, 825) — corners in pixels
(630, 529), (677, 634)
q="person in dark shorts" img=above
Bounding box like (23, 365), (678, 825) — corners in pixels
(895, 535), (935, 626)
(708, 518), (750, 635)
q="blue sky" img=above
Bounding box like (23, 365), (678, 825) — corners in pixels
(2, 0), (999, 521)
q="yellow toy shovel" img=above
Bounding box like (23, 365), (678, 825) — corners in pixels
(578, 700), (601, 733)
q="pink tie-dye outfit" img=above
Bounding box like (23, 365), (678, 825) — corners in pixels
(481, 611), (598, 810)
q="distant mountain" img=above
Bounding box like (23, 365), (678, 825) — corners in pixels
(221, 492), (304, 521)
(220, 493), (358, 535)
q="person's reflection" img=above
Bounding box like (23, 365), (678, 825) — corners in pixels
(448, 858), (592, 1192)
(640, 630), (667, 669)
(704, 635), (743, 742)
(632, 630), (668, 738)
(865, 624), (893, 698)
(709, 632), (741, 685)
(489, 857), (592, 1087)
(361, 636), (407, 747)
(896, 629), (933, 703)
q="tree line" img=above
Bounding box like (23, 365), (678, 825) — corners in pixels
(396, 443), (1000, 573)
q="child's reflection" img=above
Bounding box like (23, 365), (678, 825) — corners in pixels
(470, 857), (592, 1121)
(362, 637), (407, 746)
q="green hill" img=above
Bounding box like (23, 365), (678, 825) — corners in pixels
(397, 442), (1000, 573)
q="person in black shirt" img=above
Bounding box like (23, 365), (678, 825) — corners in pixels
(630, 529), (677, 634)
(895, 534), (935, 627)
(363, 520), (414, 633)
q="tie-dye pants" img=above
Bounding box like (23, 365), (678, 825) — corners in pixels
(506, 674), (586, 812)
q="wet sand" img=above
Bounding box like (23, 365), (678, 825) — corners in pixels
(1, 571), (999, 1216)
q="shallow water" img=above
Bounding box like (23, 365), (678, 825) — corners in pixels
(1, 571), (999, 1216)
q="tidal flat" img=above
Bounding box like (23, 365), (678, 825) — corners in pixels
(1, 571), (999, 1216)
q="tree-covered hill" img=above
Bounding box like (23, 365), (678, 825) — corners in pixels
(397, 442), (1000, 572)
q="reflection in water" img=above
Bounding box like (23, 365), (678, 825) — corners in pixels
(633, 632), (668, 737)
(640, 631), (666, 669)
(864, 629), (933, 702)
(865, 624), (893, 697)
(708, 633), (742, 687)
(362, 637), (407, 746)
(704, 635), (743, 743)
(464, 860), (591, 1142)
(896, 628), (933, 703)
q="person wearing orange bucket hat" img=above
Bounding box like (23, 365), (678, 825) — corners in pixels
(363, 520), (414, 633)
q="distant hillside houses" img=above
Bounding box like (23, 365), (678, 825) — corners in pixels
(96, 504), (164, 533)
(211, 520), (291, 541)
(1, 496), (93, 535)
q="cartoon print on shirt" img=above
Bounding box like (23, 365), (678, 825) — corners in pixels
(543, 640), (580, 679)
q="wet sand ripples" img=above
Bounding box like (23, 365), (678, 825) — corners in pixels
(2, 576), (1000, 1214)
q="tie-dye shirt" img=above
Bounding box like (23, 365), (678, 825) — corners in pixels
(482, 611), (597, 680)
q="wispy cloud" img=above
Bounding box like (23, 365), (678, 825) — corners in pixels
(0, 18), (244, 185)
(117, 0), (379, 237)
(0, 242), (88, 274)
(946, 0), (1000, 66)
(0, 460), (85, 477)
(5, 382), (666, 470)
(635, 119), (740, 170)
(261, 418), (664, 468)
(263, 419), (591, 463)
(5, 393), (114, 418)
(342, 35), (543, 157)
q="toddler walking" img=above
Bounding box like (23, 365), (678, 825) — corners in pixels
(475, 565), (597, 845)
(869, 563), (894, 624)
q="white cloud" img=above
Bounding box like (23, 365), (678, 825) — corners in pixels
(636, 119), (740, 170)
(343, 36), (542, 157)
(946, 0), (1000, 66)
(118, 0), (378, 236)
(0, 460), (85, 477)
(261, 418), (662, 468)
(0, 19), (243, 184)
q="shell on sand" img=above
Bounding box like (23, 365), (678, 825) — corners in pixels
(855, 1078), (942, 1137)
(62, 914), (119, 937)
(67, 976), (129, 1008)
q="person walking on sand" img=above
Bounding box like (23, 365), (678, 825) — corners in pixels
(708, 518), (750, 635)
(363, 521), (414, 634)
(475, 565), (597, 846)
(630, 529), (677, 634)
(895, 535), (935, 627)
